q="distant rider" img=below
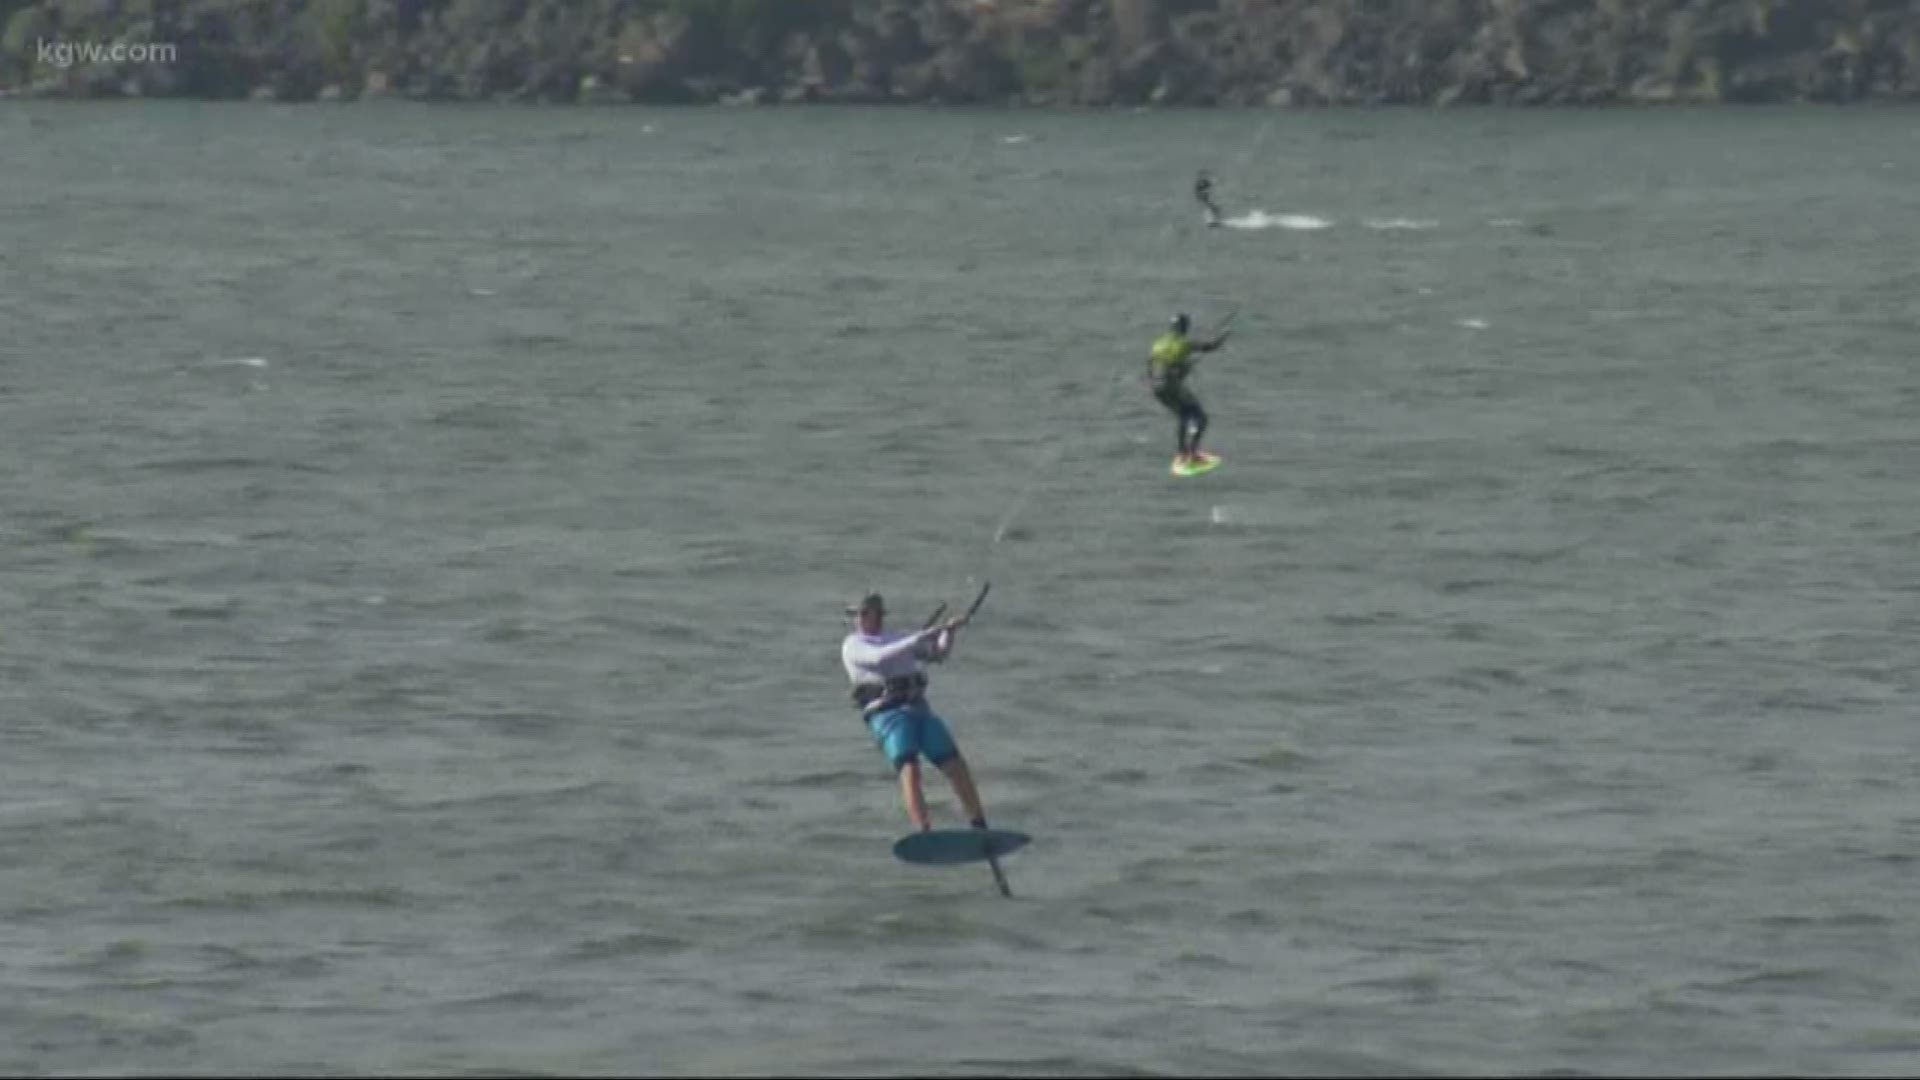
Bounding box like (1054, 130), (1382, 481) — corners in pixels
(1195, 171), (1223, 227)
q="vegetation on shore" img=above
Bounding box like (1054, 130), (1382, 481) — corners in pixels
(4, 0), (1918, 106)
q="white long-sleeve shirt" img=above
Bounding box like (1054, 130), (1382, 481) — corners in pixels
(841, 629), (930, 689)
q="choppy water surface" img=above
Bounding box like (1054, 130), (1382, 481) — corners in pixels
(3, 102), (1919, 1075)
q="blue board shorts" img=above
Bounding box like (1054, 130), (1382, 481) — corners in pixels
(866, 704), (959, 771)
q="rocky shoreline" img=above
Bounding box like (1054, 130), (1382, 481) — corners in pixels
(4, 0), (1919, 106)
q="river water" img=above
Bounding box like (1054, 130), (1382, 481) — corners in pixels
(3, 101), (1918, 1076)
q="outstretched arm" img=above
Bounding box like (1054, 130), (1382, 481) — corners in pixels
(844, 628), (942, 668)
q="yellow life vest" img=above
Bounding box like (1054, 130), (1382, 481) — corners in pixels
(1150, 332), (1193, 382)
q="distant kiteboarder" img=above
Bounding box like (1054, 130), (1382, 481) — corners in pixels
(1195, 170), (1223, 227)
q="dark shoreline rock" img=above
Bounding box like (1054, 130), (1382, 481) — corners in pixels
(3, 0), (1918, 106)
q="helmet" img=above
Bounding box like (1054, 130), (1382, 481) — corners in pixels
(1170, 313), (1191, 333)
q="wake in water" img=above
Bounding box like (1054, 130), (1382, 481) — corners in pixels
(1222, 210), (1333, 231)
(1219, 212), (1442, 231)
(1193, 176), (1456, 233)
(1199, 167), (1439, 232)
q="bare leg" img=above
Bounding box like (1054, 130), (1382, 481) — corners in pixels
(936, 755), (987, 826)
(898, 759), (931, 832)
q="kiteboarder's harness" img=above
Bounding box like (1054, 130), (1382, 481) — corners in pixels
(851, 672), (929, 717)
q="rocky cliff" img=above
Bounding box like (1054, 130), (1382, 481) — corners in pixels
(5, 0), (1919, 106)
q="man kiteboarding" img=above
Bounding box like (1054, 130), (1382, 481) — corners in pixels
(840, 590), (992, 835)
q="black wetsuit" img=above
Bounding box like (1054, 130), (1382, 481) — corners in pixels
(1149, 330), (1225, 456)
(1195, 173), (1223, 227)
